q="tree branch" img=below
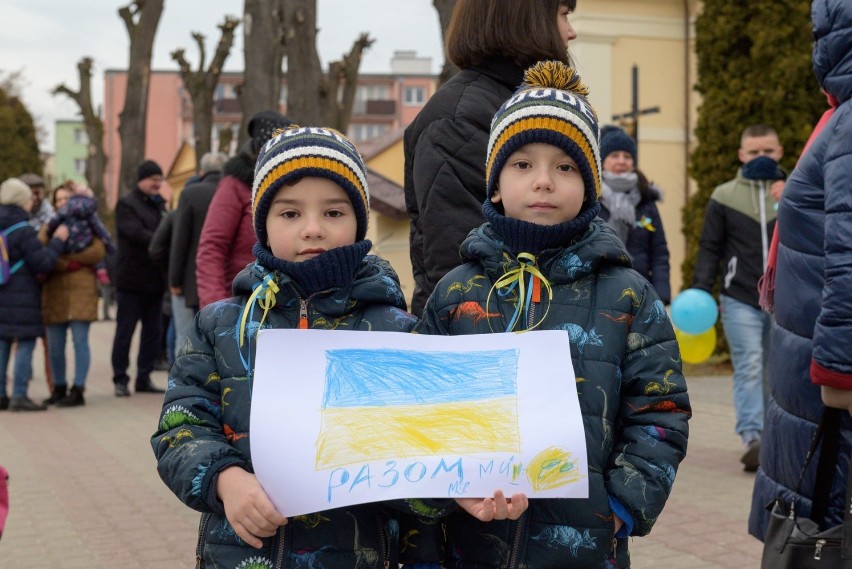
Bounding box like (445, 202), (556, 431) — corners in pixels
(192, 32), (207, 72)
(210, 16), (240, 74)
(170, 48), (192, 75)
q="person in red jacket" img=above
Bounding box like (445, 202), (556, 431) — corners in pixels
(195, 111), (291, 308)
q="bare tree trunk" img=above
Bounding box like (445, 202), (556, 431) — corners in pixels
(324, 33), (374, 132)
(434, 0), (459, 86)
(52, 57), (111, 227)
(283, 0), (325, 126)
(238, 0), (286, 145)
(117, 0), (164, 197)
(172, 16), (239, 163)
(283, 0), (372, 131)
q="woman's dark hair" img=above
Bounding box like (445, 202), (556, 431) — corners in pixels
(446, 0), (575, 69)
(636, 169), (656, 203)
(52, 181), (75, 207)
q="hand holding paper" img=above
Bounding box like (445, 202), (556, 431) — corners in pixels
(455, 489), (529, 522)
(217, 466), (288, 548)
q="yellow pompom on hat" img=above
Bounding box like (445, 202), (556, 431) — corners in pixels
(485, 60), (602, 206)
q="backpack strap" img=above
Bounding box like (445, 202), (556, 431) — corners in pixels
(3, 221), (32, 275)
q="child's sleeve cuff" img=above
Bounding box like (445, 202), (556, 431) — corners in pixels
(608, 496), (634, 538)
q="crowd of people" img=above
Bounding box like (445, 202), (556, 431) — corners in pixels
(1, 0), (849, 566)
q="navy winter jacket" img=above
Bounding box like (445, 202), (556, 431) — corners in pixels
(416, 220), (690, 568)
(749, 0), (852, 539)
(0, 205), (64, 339)
(152, 253), (438, 569)
(599, 187), (671, 303)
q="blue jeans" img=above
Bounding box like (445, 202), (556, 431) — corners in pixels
(720, 295), (771, 441)
(0, 338), (36, 398)
(170, 294), (195, 360)
(45, 321), (91, 388)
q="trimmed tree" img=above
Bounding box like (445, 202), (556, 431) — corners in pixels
(683, 0), (826, 292)
(0, 84), (41, 182)
(171, 15), (240, 162)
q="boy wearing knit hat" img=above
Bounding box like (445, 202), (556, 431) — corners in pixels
(152, 126), (439, 569)
(415, 61), (690, 568)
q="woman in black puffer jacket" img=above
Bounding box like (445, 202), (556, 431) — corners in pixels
(404, 0), (578, 316)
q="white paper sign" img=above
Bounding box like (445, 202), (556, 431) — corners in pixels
(251, 329), (588, 517)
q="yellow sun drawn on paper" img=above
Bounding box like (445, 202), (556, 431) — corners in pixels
(526, 447), (582, 491)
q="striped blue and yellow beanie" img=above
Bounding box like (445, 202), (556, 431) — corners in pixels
(251, 126), (370, 246)
(485, 61), (601, 207)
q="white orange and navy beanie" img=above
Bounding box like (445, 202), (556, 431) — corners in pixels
(485, 60), (602, 208)
(251, 126), (370, 246)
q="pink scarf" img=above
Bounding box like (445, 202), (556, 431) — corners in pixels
(758, 95), (838, 312)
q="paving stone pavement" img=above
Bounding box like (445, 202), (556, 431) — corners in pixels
(0, 320), (764, 568)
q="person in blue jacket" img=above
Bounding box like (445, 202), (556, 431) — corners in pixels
(749, 0), (852, 540)
(0, 178), (69, 411)
(415, 61), (690, 569)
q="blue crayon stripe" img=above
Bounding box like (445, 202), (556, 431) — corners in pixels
(322, 349), (518, 408)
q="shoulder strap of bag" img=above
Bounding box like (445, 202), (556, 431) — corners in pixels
(2, 221), (30, 275)
(801, 407), (852, 559)
(811, 408), (842, 523)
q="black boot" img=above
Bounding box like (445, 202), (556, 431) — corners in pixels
(43, 385), (68, 406)
(57, 386), (85, 407)
(135, 378), (165, 394)
(0, 395), (9, 411)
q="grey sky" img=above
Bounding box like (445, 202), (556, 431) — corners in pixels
(0, 0), (444, 150)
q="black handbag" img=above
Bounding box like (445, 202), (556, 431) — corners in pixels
(761, 408), (852, 567)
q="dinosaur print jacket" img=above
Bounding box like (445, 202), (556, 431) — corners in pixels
(152, 255), (428, 569)
(416, 220), (690, 569)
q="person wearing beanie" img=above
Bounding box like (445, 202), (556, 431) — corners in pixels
(598, 126), (671, 303)
(692, 124), (785, 472)
(195, 109), (292, 309)
(137, 159), (164, 182)
(414, 61), (689, 568)
(110, 159), (167, 396)
(1, 178), (70, 412)
(404, 0), (580, 318)
(152, 125), (440, 569)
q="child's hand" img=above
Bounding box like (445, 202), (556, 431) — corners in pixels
(454, 489), (528, 522)
(216, 466), (288, 548)
(53, 224), (70, 241)
(613, 513), (624, 536)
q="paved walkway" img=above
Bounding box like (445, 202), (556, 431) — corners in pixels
(0, 320), (763, 568)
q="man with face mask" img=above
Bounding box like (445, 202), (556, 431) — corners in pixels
(693, 124), (785, 473)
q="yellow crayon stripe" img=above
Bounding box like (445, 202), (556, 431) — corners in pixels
(315, 396), (520, 469)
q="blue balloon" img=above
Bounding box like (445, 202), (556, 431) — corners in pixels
(671, 288), (718, 334)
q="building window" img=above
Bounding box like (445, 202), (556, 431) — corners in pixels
(356, 84), (390, 102)
(349, 123), (389, 143)
(404, 86), (426, 105)
(73, 128), (88, 145)
(74, 158), (86, 175)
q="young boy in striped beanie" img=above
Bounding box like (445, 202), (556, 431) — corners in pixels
(414, 61), (689, 568)
(153, 126), (434, 568)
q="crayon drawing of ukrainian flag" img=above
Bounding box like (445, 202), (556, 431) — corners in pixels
(315, 348), (520, 470)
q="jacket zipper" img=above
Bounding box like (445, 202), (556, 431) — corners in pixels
(526, 274), (540, 330)
(507, 512), (527, 569)
(378, 515), (390, 569)
(298, 298), (309, 329)
(273, 524), (288, 569)
(195, 512), (211, 569)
